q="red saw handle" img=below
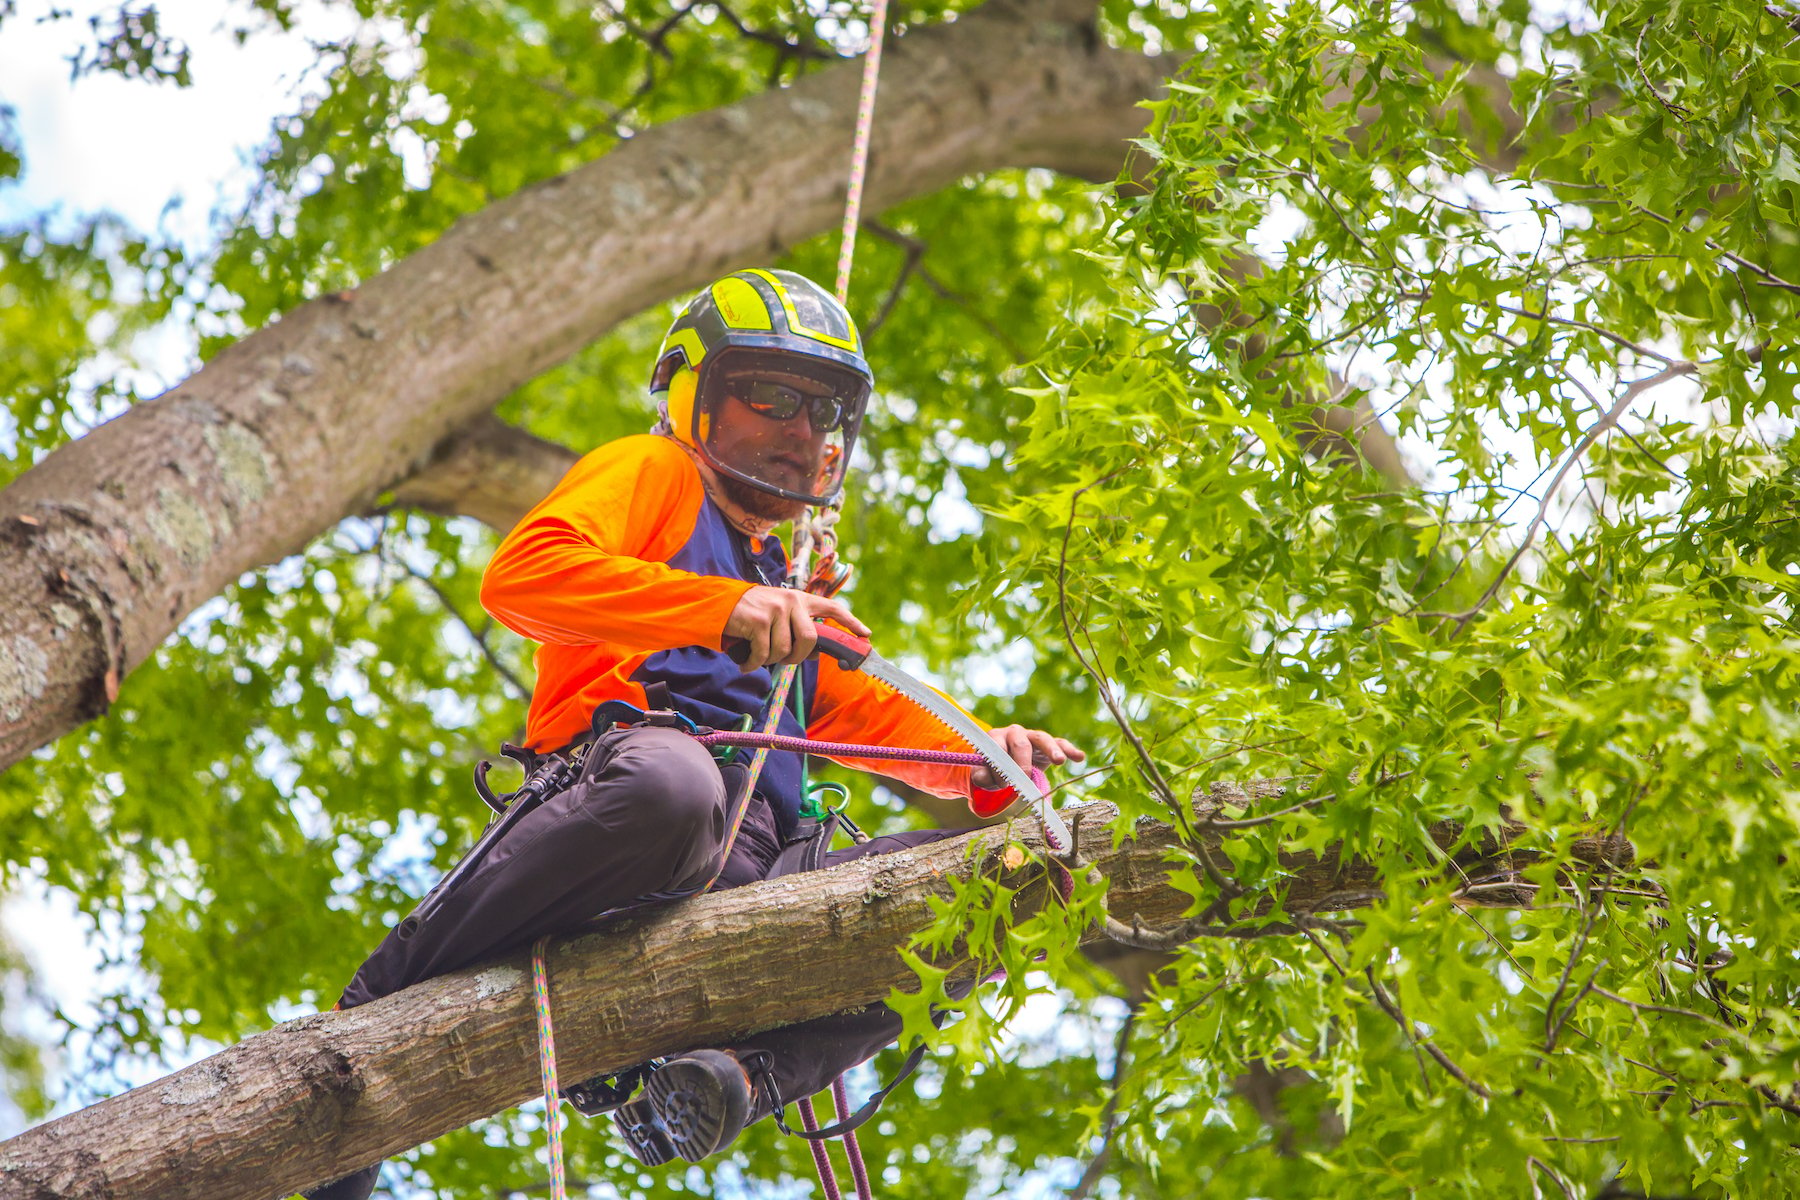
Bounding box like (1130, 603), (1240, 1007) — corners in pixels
(725, 625), (872, 670)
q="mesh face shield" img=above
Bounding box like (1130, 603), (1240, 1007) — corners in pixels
(690, 348), (870, 505)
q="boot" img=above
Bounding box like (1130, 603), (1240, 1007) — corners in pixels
(612, 1049), (753, 1164)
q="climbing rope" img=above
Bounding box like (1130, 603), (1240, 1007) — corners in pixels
(798, 1097), (843, 1200)
(833, 0), (892, 304)
(530, 934), (567, 1198)
(833, 1074), (876, 1200)
(531, 3), (894, 1193)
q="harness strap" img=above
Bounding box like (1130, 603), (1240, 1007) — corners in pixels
(755, 1044), (927, 1141)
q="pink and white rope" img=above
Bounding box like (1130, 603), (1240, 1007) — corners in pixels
(529, 935), (567, 1200)
(832, 0), (891, 304)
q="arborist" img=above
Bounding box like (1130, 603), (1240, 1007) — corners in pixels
(305, 268), (1082, 1200)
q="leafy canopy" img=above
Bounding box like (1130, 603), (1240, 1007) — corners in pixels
(4, 0), (1800, 1197)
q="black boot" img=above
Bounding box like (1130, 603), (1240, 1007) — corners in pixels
(302, 1162), (380, 1200)
(613, 1049), (753, 1164)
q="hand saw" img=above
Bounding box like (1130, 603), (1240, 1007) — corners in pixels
(731, 628), (1071, 854)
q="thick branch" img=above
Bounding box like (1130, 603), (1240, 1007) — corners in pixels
(0, 795), (1591, 1200)
(380, 416), (579, 533)
(0, 0), (1175, 773)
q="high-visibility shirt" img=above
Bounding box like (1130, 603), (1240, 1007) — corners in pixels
(480, 433), (1006, 833)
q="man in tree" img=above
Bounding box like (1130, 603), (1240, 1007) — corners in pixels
(306, 268), (1082, 1200)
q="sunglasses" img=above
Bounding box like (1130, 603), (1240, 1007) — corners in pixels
(729, 378), (859, 432)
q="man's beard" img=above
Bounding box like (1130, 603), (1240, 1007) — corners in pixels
(718, 472), (808, 524)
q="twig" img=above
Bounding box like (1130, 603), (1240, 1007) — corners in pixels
(1624, 201), (1800, 294)
(1199, 770), (1414, 830)
(1068, 1011), (1136, 1200)
(1494, 301), (1684, 366)
(1366, 966), (1492, 1099)
(1633, 21), (1692, 121)
(865, 221), (1030, 360)
(1545, 957), (1610, 1055)
(1545, 856), (1621, 1053)
(1427, 361), (1697, 633)
(1590, 985), (1738, 1033)
(398, 561), (531, 700)
(865, 227), (926, 337)
(1098, 910), (1345, 951)
(1528, 1155), (1583, 1200)
(709, 0), (838, 62)
(1455, 905), (1535, 980)
(1056, 472), (1185, 828)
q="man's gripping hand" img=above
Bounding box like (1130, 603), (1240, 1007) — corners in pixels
(969, 725), (1086, 792)
(723, 586), (871, 672)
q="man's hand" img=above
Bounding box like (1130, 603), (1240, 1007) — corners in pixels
(723, 586), (871, 672)
(970, 725), (1086, 791)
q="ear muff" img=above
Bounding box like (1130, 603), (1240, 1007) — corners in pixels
(667, 368), (704, 445)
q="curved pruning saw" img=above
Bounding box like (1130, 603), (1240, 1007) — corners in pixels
(749, 627), (1072, 855)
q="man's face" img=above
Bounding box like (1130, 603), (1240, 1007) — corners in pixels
(709, 368), (835, 500)
(690, 349), (868, 517)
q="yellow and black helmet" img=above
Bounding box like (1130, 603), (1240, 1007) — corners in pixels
(651, 269), (872, 505)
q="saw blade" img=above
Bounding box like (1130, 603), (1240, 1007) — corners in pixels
(857, 649), (1072, 854)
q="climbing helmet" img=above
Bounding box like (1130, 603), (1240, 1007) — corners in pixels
(650, 269), (871, 505)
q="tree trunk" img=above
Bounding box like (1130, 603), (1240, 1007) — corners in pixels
(0, 0), (1175, 774)
(0, 790), (1598, 1200)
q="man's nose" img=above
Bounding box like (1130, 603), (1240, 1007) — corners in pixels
(774, 411), (818, 439)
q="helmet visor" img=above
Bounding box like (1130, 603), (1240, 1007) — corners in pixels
(693, 348), (869, 504)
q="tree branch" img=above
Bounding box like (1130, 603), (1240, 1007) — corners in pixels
(378, 415), (579, 534)
(0, 794), (1602, 1198)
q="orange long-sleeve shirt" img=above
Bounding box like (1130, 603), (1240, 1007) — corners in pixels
(480, 434), (991, 827)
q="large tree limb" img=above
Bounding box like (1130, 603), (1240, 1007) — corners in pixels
(0, 0), (1177, 773)
(379, 415), (579, 533)
(0, 791), (1616, 1200)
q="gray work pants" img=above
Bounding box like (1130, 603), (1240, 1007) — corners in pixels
(338, 724), (962, 1114)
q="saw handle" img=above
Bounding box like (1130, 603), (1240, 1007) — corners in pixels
(725, 625), (872, 671)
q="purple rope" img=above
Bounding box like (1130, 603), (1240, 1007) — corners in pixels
(694, 730), (984, 765)
(798, 1096), (843, 1200)
(832, 1075), (875, 1200)
(694, 730), (1050, 798)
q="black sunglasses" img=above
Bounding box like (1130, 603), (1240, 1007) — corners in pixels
(730, 379), (858, 432)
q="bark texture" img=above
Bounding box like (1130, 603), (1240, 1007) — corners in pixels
(0, 790), (1608, 1200)
(0, 0), (1176, 773)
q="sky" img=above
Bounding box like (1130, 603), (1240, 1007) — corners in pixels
(0, 0), (353, 245)
(0, 0), (356, 1133)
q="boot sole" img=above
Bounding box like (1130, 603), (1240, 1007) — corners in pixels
(643, 1054), (750, 1163)
(612, 1096), (677, 1166)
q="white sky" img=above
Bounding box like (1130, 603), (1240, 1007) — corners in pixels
(0, 0), (355, 244)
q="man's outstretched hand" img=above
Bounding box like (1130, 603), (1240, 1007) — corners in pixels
(970, 725), (1086, 791)
(724, 585), (871, 671)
